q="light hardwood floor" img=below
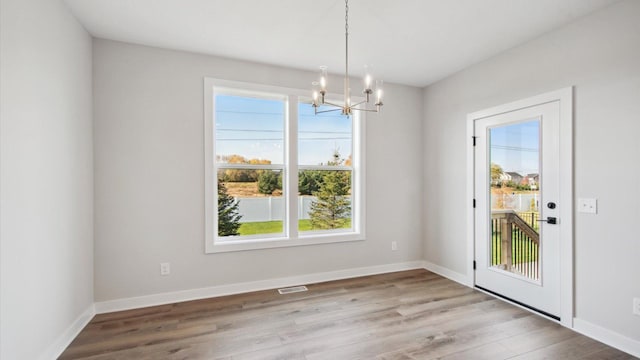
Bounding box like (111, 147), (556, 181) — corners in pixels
(60, 270), (636, 359)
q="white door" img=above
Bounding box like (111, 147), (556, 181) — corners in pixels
(474, 101), (562, 319)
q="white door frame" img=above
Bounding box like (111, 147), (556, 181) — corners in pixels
(466, 87), (573, 328)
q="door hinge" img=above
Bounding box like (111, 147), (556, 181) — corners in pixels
(473, 261), (477, 270)
(473, 199), (476, 208)
(472, 136), (477, 146)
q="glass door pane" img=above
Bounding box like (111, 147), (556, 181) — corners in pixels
(488, 120), (541, 282)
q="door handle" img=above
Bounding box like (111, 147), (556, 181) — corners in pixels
(537, 217), (557, 224)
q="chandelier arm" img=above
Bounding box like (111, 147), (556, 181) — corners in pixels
(351, 99), (369, 107)
(350, 107), (380, 113)
(314, 108), (344, 115)
(320, 100), (345, 108)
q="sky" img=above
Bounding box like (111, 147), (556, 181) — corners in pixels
(489, 120), (540, 176)
(215, 94), (537, 174)
(215, 94), (353, 166)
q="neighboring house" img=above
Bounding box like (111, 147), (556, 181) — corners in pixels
(498, 172), (511, 184)
(526, 173), (539, 189)
(505, 171), (523, 185)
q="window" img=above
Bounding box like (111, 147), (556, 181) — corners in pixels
(204, 79), (364, 253)
(298, 102), (354, 233)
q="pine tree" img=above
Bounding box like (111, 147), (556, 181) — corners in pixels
(257, 170), (281, 195)
(298, 170), (323, 195)
(218, 182), (242, 236)
(307, 150), (352, 229)
(309, 171), (351, 230)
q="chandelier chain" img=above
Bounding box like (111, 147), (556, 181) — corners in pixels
(345, 0), (349, 36)
(345, 0), (349, 101)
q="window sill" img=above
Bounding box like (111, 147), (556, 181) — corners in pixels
(206, 232), (365, 253)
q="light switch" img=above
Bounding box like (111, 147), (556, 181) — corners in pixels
(578, 198), (597, 214)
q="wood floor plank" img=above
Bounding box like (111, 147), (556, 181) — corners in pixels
(581, 348), (638, 360)
(372, 310), (542, 360)
(507, 334), (612, 359)
(496, 323), (579, 355)
(59, 270), (636, 360)
(434, 342), (516, 360)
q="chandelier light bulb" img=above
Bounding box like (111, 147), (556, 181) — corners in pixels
(375, 80), (384, 105)
(364, 64), (372, 91)
(319, 66), (328, 92)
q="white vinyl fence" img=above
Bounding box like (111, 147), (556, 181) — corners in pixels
(235, 196), (317, 222)
(491, 193), (539, 212)
(235, 193), (534, 222)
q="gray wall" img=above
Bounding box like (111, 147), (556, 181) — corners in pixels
(93, 39), (424, 302)
(422, 0), (639, 343)
(0, 0), (94, 359)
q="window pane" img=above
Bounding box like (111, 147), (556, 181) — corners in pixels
(215, 94), (285, 165)
(298, 103), (352, 166)
(298, 170), (352, 232)
(217, 169), (284, 238)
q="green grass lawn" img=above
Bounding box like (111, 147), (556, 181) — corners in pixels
(239, 219), (351, 235)
(491, 236), (539, 265)
(491, 226), (540, 267)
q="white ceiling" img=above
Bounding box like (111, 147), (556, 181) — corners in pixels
(64, 0), (619, 87)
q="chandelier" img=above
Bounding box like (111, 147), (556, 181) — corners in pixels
(312, 0), (384, 116)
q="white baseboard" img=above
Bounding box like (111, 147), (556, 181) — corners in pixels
(573, 318), (640, 358)
(422, 260), (472, 287)
(39, 303), (95, 360)
(94, 261), (425, 314)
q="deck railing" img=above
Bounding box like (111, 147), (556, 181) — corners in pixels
(491, 210), (540, 281)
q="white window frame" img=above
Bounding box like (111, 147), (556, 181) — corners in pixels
(204, 78), (366, 253)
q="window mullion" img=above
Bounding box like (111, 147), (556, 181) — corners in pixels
(287, 96), (299, 239)
(205, 79), (216, 252)
(216, 164), (283, 170)
(298, 165), (353, 171)
(354, 111), (365, 236)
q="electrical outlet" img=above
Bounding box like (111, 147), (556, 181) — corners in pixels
(633, 298), (640, 316)
(391, 241), (398, 251)
(160, 262), (171, 276)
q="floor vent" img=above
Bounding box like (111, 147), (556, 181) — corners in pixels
(277, 286), (308, 295)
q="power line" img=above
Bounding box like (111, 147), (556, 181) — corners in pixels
(299, 137), (351, 140)
(218, 138), (351, 141)
(216, 110), (284, 116)
(217, 128), (351, 135)
(217, 109), (350, 118)
(491, 145), (538, 153)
